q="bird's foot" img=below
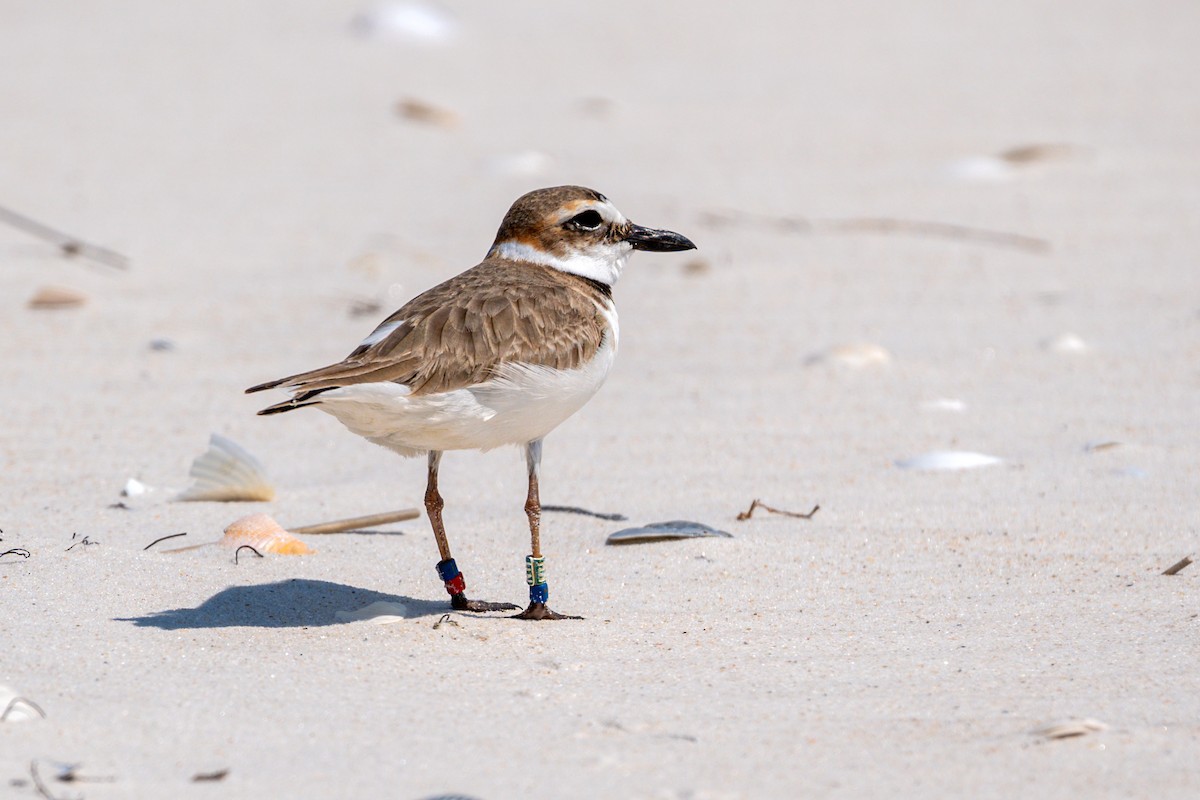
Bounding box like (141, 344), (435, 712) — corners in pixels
(512, 602), (583, 621)
(450, 593), (520, 613)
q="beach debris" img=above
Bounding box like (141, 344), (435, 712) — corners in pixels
(1000, 143), (1079, 164)
(335, 600), (409, 624)
(736, 499), (819, 521)
(483, 150), (553, 177)
(606, 521), (733, 546)
(27, 285), (87, 310)
(1084, 440), (1122, 453)
(432, 613), (459, 630)
(108, 501), (131, 510)
(1042, 332), (1089, 354)
(698, 208), (1049, 253)
(681, 257), (712, 276)
(148, 338), (175, 352)
(0, 548), (31, 560)
(0, 203), (128, 268)
(0, 686), (45, 722)
(921, 398), (967, 413)
(351, 2), (457, 44)
(235, 545), (263, 564)
(1162, 556), (1193, 576)
(396, 98), (459, 128)
(142, 532), (188, 551)
(946, 143), (1081, 182)
(122, 478), (150, 497)
(65, 533), (98, 552)
(174, 434), (275, 502)
(808, 342), (892, 368)
(896, 451), (1003, 471)
(542, 504), (627, 522)
(223, 514), (314, 556)
(191, 769), (230, 783)
(291, 509), (420, 535)
(1036, 718), (1108, 740)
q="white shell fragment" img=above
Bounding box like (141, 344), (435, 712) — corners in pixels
(335, 601), (409, 624)
(351, 2), (458, 44)
(808, 342), (892, 368)
(0, 685), (45, 722)
(122, 478), (150, 497)
(1036, 718), (1109, 740)
(920, 398), (967, 413)
(896, 451), (1003, 471)
(606, 521), (733, 546)
(175, 434), (275, 502)
(1043, 332), (1089, 354)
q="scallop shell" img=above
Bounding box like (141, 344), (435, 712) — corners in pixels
(175, 434), (275, 502)
(221, 513), (314, 555)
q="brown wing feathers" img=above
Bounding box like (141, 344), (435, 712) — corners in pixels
(246, 259), (608, 415)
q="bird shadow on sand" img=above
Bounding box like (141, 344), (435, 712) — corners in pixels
(115, 579), (450, 630)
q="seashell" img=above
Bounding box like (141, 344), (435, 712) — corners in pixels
(606, 521), (733, 546)
(350, 2), (457, 44)
(1042, 332), (1089, 354)
(175, 434), (275, 502)
(0, 685), (45, 722)
(896, 451), (1003, 471)
(27, 285), (87, 309)
(1036, 718), (1108, 740)
(921, 398), (967, 413)
(807, 343), (892, 368)
(122, 478), (150, 497)
(220, 513), (314, 555)
(335, 600), (409, 624)
(396, 98), (459, 128)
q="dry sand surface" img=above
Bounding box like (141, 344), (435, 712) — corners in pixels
(2, 1), (1199, 798)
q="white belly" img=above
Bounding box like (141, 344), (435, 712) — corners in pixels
(313, 334), (616, 456)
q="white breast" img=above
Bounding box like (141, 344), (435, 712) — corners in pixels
(312, 326), (618, 456)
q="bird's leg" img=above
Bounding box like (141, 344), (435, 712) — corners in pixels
(425, 451), (518, 613)
(514, 440), (582, 620)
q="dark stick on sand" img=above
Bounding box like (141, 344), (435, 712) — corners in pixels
(736, 499), (820, 522)
(542, 504), (628, 521)
(0, 203), (129, 269)
(1162, 556), (1193, 576)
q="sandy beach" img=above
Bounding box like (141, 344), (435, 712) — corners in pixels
(2, 1), (1198, 797)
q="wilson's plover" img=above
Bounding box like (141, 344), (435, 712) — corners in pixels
(247, 186), (695, 619)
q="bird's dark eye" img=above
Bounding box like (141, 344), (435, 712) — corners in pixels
(567, 210), (604, 231)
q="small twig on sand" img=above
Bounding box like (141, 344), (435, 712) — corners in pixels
(1162, 556), (1193, 576)
(191, 769), (230, 783)
(0, 204), (129, 269)
(0, 548), (32, 560)
(736, 499), (820, 522)
(542, 504), (628, 521)
(143, 533), (188, 551)
(291, 509), (420, 535)
(700, 209), (1050, 253)
(234, 545), (263, 564)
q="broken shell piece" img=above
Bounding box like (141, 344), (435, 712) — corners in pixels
(335, 600), (409, 624)
(606, 521), (733, 546)
(221, 513), (313, 555)
(27, 285), (86, 309)
(122, 478), (150, 497)
(351, 2), (458, 43)
(396, 98), (459, 128)
(807, 343), (892, 368)
(896, 451), (1003, 471)
(0, 685), (45, 722)
(175, 434), (275, 502)
(1043, 332), (1089, 354)
(1036, 718), (1108, 740)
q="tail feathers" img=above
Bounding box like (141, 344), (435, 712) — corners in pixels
(253, 387), (334, 416)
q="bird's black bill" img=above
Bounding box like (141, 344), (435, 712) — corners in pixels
(625, 223), (696, 252)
